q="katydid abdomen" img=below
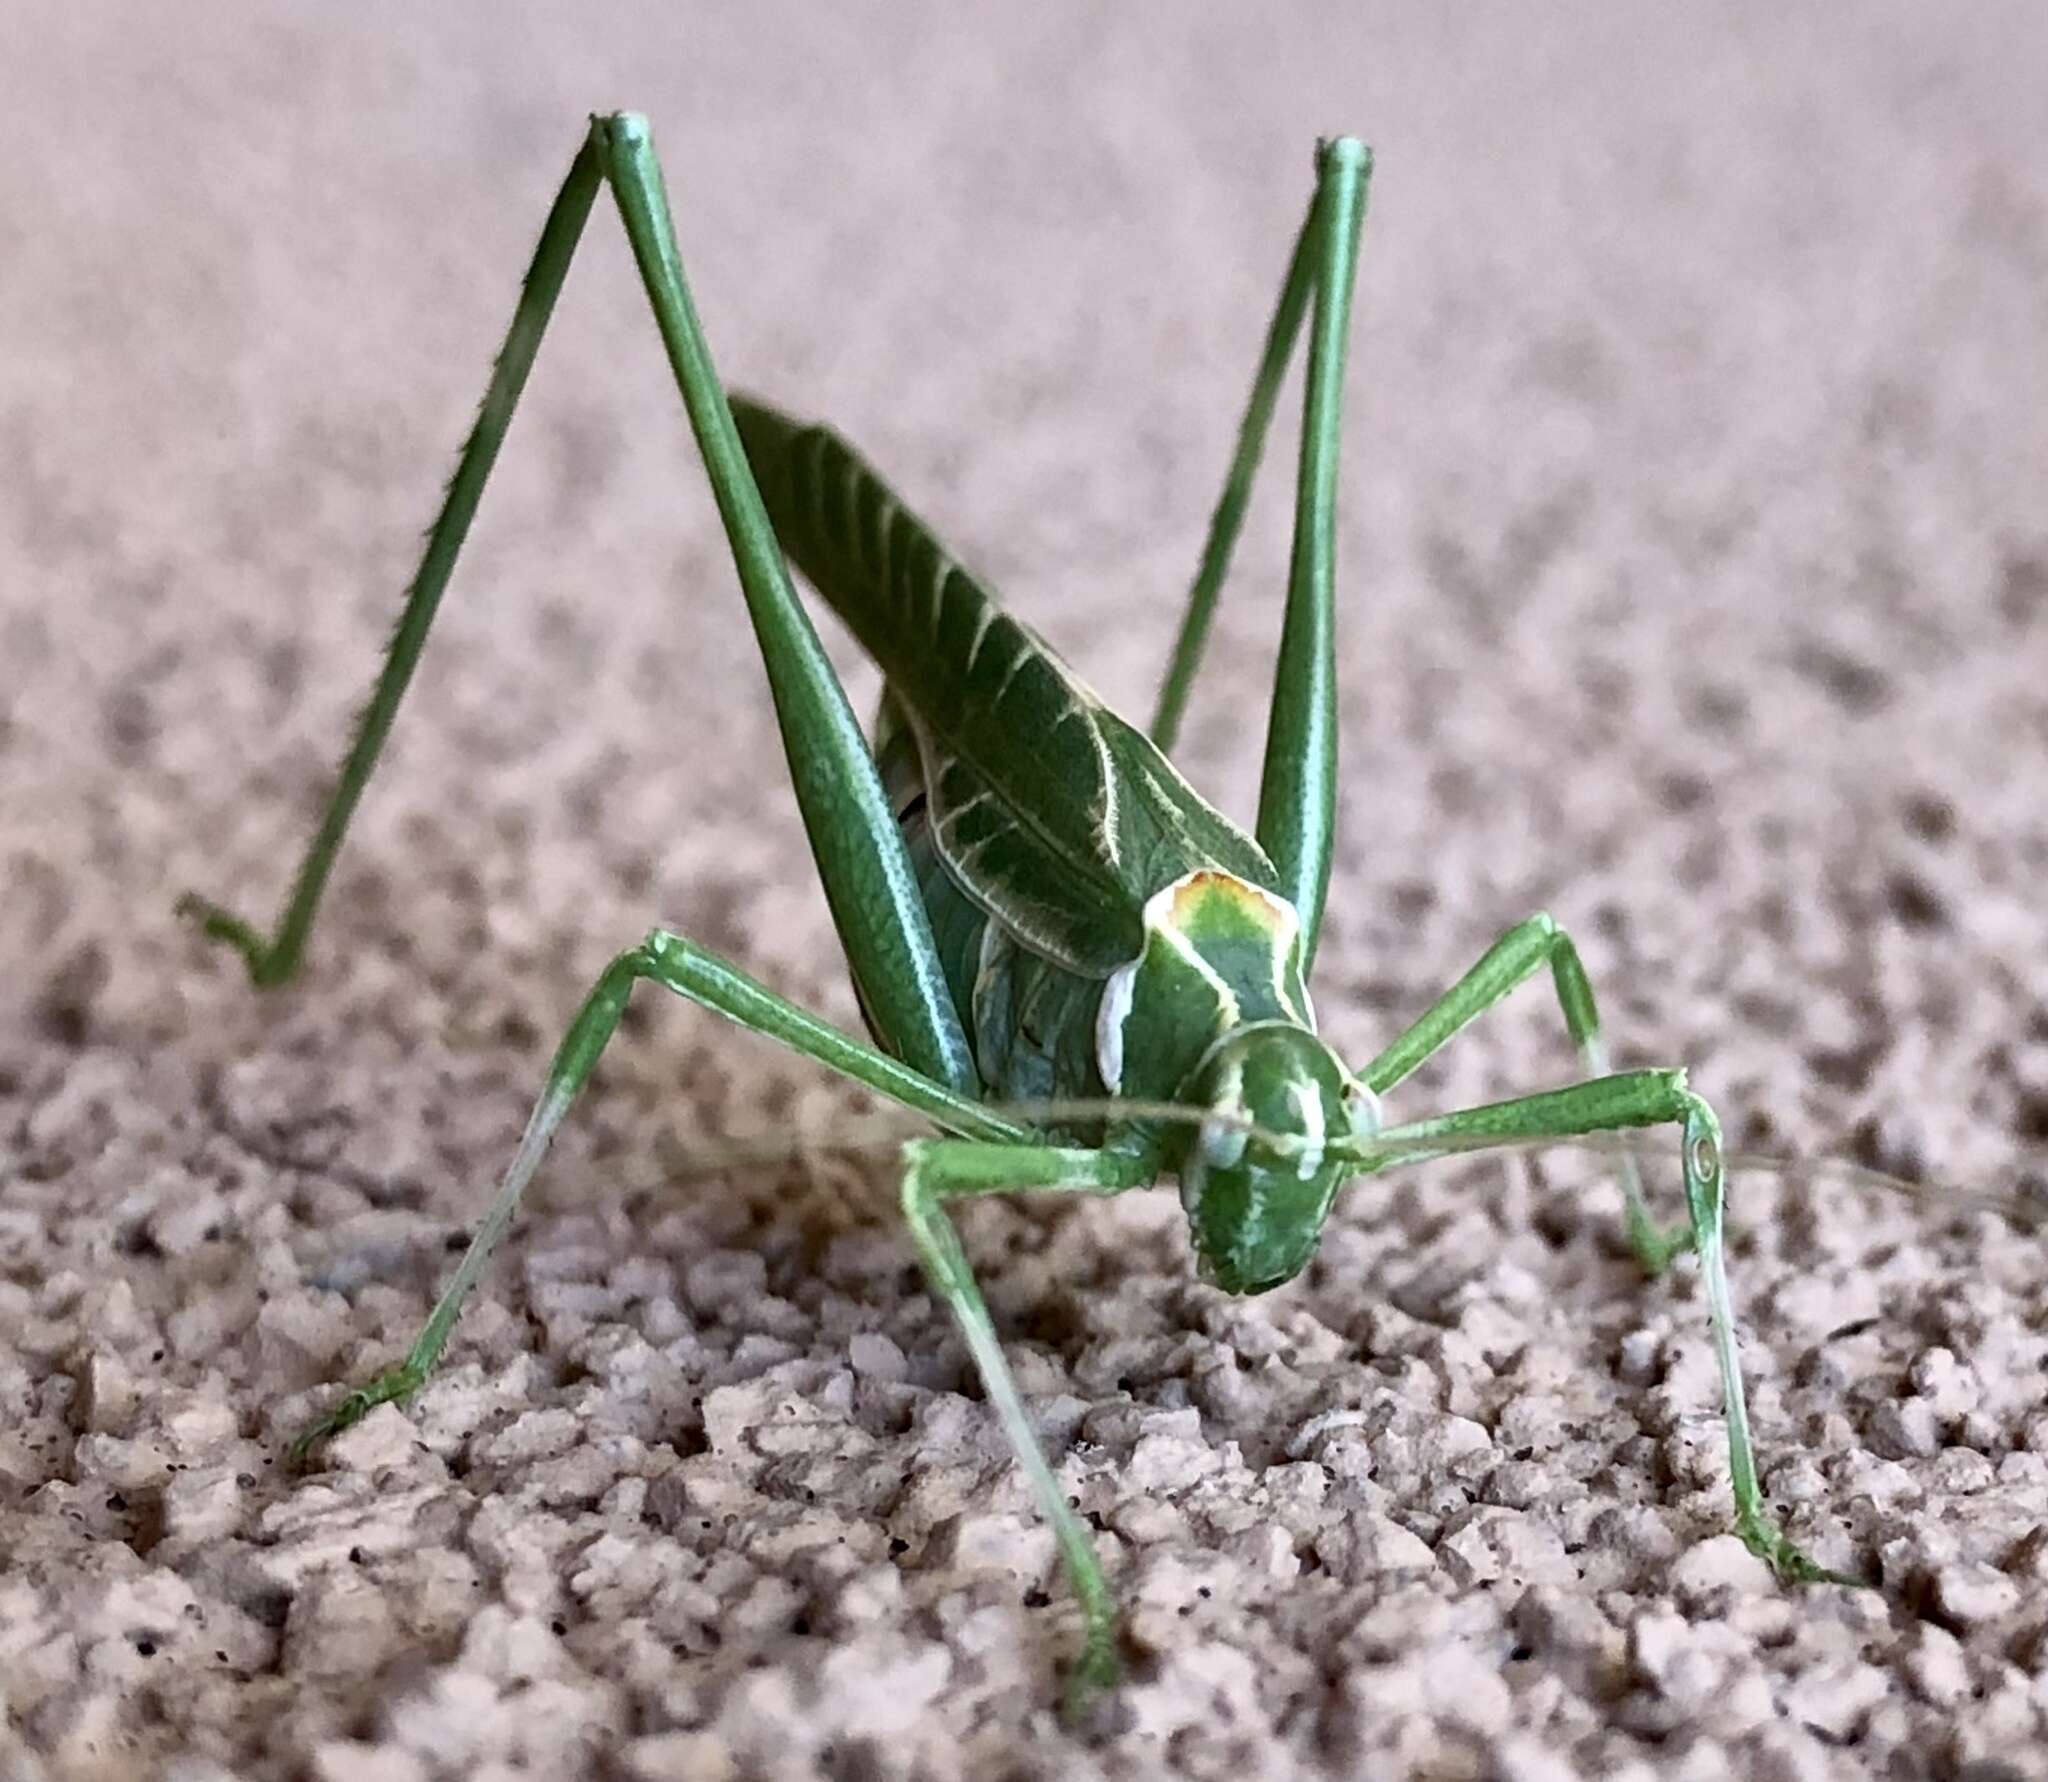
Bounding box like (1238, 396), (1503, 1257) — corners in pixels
(870, 687), (1112, 1117)
(733, 394), (1305, 1124)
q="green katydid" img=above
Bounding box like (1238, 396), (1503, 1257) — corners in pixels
(178, 112), (1852, 1713)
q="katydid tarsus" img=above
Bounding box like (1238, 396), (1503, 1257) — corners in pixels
(179, 112), (1855, 1713)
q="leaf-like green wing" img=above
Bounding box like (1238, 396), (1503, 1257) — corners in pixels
(732, 398), (1280, 976)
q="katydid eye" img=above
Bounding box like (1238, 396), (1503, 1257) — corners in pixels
(1198, 1112), (1250, 1173)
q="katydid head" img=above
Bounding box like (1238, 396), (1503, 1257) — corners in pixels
(1176, 1021), (1380, 1294)
(1093, 869), (1382, 1291)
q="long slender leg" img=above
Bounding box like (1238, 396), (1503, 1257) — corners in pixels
(1254, 137), (1371, 964)
(296, 925), (1031, 1457)
(180, 114), (975, 1097)
(1148, 201), (1318, 754)
(177, 142), (607, 986)
(900, 1139), (1157, 1716)
(591, 117), (970, 1093)
(1356, 1070), (1852, 1585)
(1361, 913), (1686, 1271)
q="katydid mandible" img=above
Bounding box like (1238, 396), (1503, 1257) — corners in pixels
(179, 112), (1851, 1713)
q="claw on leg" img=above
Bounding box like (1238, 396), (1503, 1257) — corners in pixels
(1737, 1506), (1865, 1589)
(175, 890), (284, 986)
(288, 1364), (428, 1465)
(1061, 1626), (1122, 1723)
(1624, 1198), (1694, 1276)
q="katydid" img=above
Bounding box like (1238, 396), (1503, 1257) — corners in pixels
(179, 112), (1851, 1713)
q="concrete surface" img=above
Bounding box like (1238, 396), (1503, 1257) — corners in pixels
(4, 7), (2047, 1778)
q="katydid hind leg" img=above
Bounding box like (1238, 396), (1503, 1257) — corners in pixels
(178, 138), (607, 987)
(1361, 912), (1691, 1271)
(591, 115), (974, 1094)
(1149, 195), (1319, 755)
(1253, 136), (1370, 966)
(899, 1139), (1156, 1717)
(178, 115), (974, 1100)
(294, 925), (1026, 1456)
(1362, 1072), (1855, 1586)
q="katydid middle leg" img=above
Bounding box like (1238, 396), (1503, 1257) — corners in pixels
(1361, 1071), (1853, 1584)
(1150, 135), (1373, 972)
(1362, 913), (1690, 1272)
(298, 936), (1157, 1711)
(296, 925), (1032, 1454)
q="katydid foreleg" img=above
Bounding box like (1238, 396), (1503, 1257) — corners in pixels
(899, 1140), (1158, 1715)
(1356, 1074), (1853, 1585)
(1362, 913), (1690, 1272)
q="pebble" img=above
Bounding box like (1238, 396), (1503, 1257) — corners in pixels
(1782, 1657), (1887, 1741)
(1908, 1346), (1980, 1418)
(1437, 1507), (1576, 1590)
(846, 1331), (907, 1381)
(1929, 1562), (2021, 1629)
(1670, 1534), (1775, 1609)
(1317, 1510), (1437, 1583)
(1867, 1396), (1941, 1460)
(1126, 1428), (1222, 1492)
(1902, 1623), (1973, 1706)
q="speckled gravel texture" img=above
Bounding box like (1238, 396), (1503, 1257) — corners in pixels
(6, 8), (2048, 1780)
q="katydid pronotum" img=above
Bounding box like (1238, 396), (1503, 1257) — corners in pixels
(180, 112), (1853, 1713)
